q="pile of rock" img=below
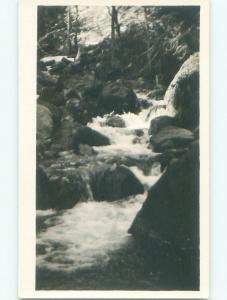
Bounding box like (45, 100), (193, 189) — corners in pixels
(128, 53), (200, 286)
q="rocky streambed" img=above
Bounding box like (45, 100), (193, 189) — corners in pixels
(36, 53), (200, 290)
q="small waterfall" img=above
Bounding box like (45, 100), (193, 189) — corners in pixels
(36, 90), (166, 272)
(82, 172), (94, 201)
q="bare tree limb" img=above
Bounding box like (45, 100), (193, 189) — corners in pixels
(38, 27), (65, 44)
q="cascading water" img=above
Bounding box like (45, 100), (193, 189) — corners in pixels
(36, 91), (170, 276)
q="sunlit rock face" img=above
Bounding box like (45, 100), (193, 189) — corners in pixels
(37, 104), (54, 141)
(165, 52), (200, 130)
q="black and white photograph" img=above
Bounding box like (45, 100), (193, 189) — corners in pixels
(19, 0), (209, 298)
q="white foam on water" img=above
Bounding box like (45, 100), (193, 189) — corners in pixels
(37, 90), (171, 272)
(87, 98), (171, 157)
(129, 165), (162, 188)
(88, 110), (150, 156)
(37, 194), (146, 271)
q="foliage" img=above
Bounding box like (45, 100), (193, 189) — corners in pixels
(37, 5), (200, 87)
(116, 6), (199, 86)
(37, 6), (87, 58)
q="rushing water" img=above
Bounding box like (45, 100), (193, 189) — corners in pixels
(37, 194), (144, 271)
(36, 92), (170, 288)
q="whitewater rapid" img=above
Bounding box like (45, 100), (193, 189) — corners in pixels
(37, 91), (169, 272)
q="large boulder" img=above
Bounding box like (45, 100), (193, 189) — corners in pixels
(72, 126), (110, 153)
(148, 116), (177, 135)
(36, 166), (89, 210)
(128, 143), (200, 289)
(37, 71), (58, 87)
(64, 76), (140, 122)
(129, 141), (199, 249)
(65, 73), (102, 98)
(100, 83), (140, 114)
(49, 59), (69, 75)
(83, 77), (103, 98)
(37, 104), (54, 141)
(65, 98), (87, 124)
(38, 87), (66, 106)
(91, 164), (144, 201)
(64, 75), (103, 124)
(165, 52), (199, 130)
(105, 115), (126, 128)
(37, 101), (63, 128)
(51, 118), (79, 152)
(150, 125), (194, 152)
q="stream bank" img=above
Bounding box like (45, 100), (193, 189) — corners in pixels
(36, 37), (200, 289)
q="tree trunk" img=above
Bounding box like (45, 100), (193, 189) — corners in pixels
(74, 5), (79, 60)
(66, 6), (72, 56)
(111, 6), (116, 68)
(144, 7), (152, 73)
(113, 7), (121, 39)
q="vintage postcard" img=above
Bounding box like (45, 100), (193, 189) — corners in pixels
(18, 0), (209, 298)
